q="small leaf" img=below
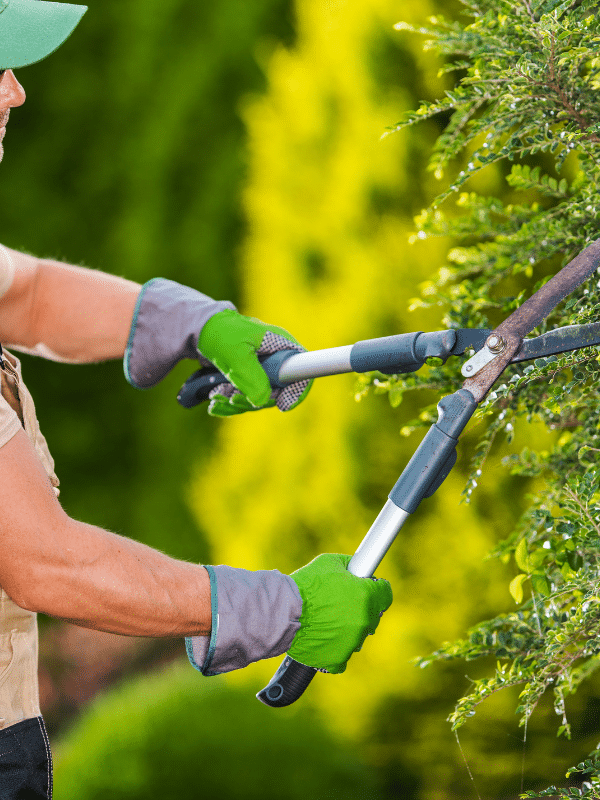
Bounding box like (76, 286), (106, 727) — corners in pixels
(388, 387), (403, 408)
(561, 562), (574, 581)
(531, 574), (551, 597)
(510, 573), (528, 604)
(578, 446), (595, 464)
(515, 538), (530, 572)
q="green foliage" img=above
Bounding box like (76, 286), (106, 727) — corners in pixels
(519, 756), (600, 798)
(521, 751), (600, 798)
(391, 0), (600, 202)
(373, 0), (600, 794)
(53, 660), (385, 800)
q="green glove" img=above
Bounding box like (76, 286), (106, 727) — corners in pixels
(287, 553), (393, 674)
(197, 309), (312, 417)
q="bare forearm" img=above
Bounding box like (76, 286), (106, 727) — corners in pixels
(0, 431), (209, 638)
(0, 249), (141, 362)
(29, 259), (141, 362)
(23, 518), (212, 638)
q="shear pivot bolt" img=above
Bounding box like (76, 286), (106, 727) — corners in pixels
(486, 334), (506, 354)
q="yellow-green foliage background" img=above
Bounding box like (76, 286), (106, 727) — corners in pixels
(187, 0), (540, 794)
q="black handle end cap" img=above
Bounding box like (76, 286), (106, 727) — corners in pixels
(256, 656), (318, 708)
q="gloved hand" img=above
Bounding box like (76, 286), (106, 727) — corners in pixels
(124, 278), (311, 414)
(287, 553), (393, 673)
(185, 554), (392, 677)
(197, 309), (312, 416)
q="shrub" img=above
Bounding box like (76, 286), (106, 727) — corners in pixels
(376, 2), (600, 796)
(53, 660), (385, 800)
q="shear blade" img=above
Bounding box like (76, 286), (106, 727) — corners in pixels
(512, 322), (600, 363)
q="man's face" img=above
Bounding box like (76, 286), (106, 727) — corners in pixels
(0, 70), (26, 163)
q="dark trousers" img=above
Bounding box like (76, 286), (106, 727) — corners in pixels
(0, 718), (52, 799)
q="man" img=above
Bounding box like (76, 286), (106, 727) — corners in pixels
(0, 1), (393, 797)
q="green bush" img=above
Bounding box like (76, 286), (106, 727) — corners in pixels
(378, 1), (600, 796)
(53, 660), (385, 800)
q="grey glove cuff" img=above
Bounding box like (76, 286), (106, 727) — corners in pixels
(185, 565), (302, 676)
(124, 278), (236, 389)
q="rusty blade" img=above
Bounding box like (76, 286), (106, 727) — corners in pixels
(494, 238), (600, 340)
(462, 238), (600, 401)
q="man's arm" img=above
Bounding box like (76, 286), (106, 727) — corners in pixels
(0, 247), (314, 418)
(0, 427), (211, 637)
(0, 247), (140, 362)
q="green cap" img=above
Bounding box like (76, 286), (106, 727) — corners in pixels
(0, 0), (87, 69)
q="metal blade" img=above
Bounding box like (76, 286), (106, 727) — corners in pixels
(512, 322), (600, 363)
(462, 239), (600, 401)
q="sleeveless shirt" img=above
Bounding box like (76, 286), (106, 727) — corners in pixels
(0, 245), (60, 729)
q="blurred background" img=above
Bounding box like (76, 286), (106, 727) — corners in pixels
(2, 0), (599, 797)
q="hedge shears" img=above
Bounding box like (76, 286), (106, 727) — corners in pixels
(178, 239), (600, 707)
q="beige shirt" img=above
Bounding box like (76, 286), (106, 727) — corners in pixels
(0, 247), (59, 728)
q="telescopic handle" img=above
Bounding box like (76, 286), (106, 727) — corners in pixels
(257, 388), (479, 708)
(178, 331), (459, 408)
(256, 500), (411, 708)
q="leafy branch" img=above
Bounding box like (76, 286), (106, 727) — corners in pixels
(367, 0), (600, 794)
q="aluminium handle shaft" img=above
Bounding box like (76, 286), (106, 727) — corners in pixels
(178, 330), (459, 408)
(256, 500), (411, 708)
(257, 388), (478, 708)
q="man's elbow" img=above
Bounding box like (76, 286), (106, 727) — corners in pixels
(0, 523), (75, 615)
(1, 566), (41, 612)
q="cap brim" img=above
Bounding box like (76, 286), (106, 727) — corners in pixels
(0, 0), (87, 69)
